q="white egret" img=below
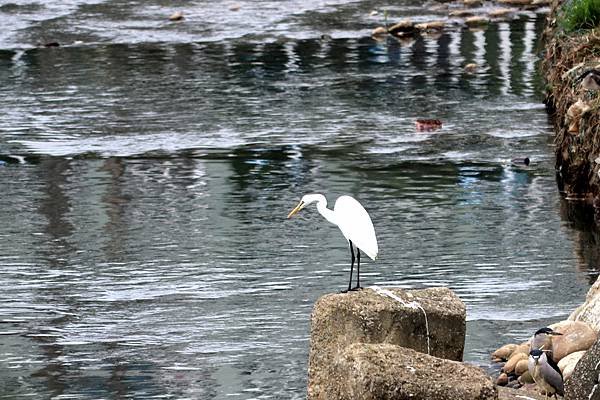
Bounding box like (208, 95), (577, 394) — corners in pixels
(287, 194), (378, 292)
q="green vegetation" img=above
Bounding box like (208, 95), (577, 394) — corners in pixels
(560, 0), (600, 32)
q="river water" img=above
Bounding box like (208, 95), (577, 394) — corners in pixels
(1, 1), (599, 399)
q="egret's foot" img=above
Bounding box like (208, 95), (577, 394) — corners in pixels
(350, 286), (363, 291)
(340, 289), (349, 294)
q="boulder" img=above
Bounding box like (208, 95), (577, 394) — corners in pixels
(565, 339), (600, 400)
(325, 343), (496, 400)
(496, 372), (509, 386)
(569, 277), (600, 332)
(308, 287), (466, 399)
(549, 320), (597, 361)
(502, 352), (528, 374)
(557, 350), (585, 381)
(492, 343), (517, 361)
(515, 358), (529, 376)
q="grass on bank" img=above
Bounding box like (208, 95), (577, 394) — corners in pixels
(560, 0), (600, 32)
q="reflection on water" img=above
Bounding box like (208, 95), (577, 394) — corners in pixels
(0, 7), (596, 400)
(0, 16), (550, 158)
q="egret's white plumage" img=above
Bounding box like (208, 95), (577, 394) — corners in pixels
(333, 196), (378, 260)
(287, 193), (378, 291)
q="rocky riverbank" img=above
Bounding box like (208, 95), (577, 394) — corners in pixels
(541, 0), (600, 204)
(307, 284), (600, 399)
(490, 276), (600, 398)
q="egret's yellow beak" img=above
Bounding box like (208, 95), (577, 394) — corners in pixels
(287, 201), (304, 218)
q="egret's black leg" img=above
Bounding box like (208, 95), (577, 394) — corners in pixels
(345, 240), (355, 293)
(354, 249), (361, 290)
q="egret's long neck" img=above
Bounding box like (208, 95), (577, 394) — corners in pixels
(316, 199), (337, 226)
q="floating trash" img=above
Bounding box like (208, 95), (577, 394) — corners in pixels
(415, 119), (443, 132)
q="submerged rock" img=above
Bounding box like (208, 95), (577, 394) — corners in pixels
(449, 9), (475, 17)
(371, 26), (388, 37)
(388, 19), (417, 37)
(168, 11), (184, 21)
(492, 343), (518, 362)
(415, 21), (445, 31)
(308, 287), (466, 399)
(464, 63), (478, 73)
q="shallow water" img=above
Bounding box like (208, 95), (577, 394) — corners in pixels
(1, 1), (599, 399)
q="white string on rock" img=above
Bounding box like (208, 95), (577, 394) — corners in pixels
(368, 286), (431, 355)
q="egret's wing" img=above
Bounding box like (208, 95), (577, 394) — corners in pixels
(334, 196), (378, 260)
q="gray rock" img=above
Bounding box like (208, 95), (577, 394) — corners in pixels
(497, 386), (545, 399)
(322, 343), (496, 400)
(565, 339), (600, 400)
(308, 287), (466, 399)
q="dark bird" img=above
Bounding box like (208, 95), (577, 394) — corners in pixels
(528, 348), (564, 398)
(511, 157), (530, 167)
(530, 327), (562, 357)
(575, 69), (600, 90)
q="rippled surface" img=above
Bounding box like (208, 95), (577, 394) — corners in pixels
(1, 1), (599, 399)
